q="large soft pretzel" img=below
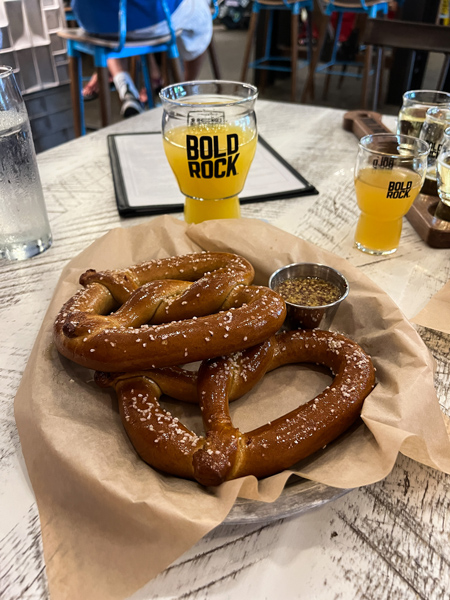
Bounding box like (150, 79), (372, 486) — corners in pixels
(96, 329), (375, 486)
(53, 252), (287, 371)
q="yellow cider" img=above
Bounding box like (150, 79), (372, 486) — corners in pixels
(183, 195), (241, 222)
(354, 167), (423, 252)
(163, 123), (257, 223)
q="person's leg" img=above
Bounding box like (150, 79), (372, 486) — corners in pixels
(107, 58), (129, 79)
(183, 52), (207, 80)
(82, 72), (99, 101)
(107, 58), (144, 118)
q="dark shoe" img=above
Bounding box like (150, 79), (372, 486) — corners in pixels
(120, 93), (145, 118)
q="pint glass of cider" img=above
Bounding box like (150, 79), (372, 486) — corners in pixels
(354, 134), (429, 255)
(160, 81), (258, 223)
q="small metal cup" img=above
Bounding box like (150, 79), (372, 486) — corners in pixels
(268, 263), (349, 330)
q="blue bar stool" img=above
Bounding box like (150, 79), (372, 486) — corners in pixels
(240, 0), (314, 103)
(303, 0), (389, 103)
(58, 0), (181, 136)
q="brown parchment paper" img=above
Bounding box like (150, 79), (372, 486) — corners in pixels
(14, 215), (450, 600)
(412, 279), (450, 335)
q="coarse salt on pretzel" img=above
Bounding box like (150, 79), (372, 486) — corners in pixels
(53, 252), (287, 372)
(96, 329), (375, 486)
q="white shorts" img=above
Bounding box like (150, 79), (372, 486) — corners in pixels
(129, 0), (213, 62)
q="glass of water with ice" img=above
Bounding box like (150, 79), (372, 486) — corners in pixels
(0, 66), (52, 260)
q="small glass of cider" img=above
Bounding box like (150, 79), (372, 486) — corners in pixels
(354, 134), (429, 255)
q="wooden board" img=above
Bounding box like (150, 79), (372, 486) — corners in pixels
(406, 193), (450, 248)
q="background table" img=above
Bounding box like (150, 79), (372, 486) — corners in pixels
(1, 101), (449, 599)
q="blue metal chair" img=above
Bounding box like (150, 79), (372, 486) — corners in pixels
(240, 0), (314, 103)
(309, 0), (389, 101)
(58, 0), (181, 136)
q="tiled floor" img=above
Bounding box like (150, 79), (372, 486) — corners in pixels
(82, 22), (445, 132)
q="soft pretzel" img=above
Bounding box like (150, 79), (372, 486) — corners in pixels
(53, 252), (287, 371)
(96, 329), (375, 486)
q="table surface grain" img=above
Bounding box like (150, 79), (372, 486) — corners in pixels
(1, 101), (449, 600)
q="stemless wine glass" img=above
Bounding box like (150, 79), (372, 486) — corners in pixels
(354, 134), (429, 255)
(436, 127), (450, 221)
(160, 80), (258, 224)
(419, 107), (450, 182)
(397, 90), (450, 138)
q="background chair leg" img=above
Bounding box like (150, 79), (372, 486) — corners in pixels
(323, 68), (332, 100)
(208, 39), (222, 80)
(130, 57), (137, 83)
(68, 55), (83, 137)
(300, 9), (314, 103)
(258, 12), (271, 94)
(290, 10), (299, 102)
(141, 56), (154, 109)
(161, 53), (170, 86)
(361, 43), (373, 109)
(240, 10), (258, 82)
(376, 48), (384, 109)
(372, 46), (383, 111)
(169, 57), (182, 82)
(438, 56), (450, 89)
(97, 66), (112, 128)
(338, 65), (347, 89)
(301, 10), (329, 103)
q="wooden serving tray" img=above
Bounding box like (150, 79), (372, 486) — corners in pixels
(343, 110), (450, 248)
(406, 194), (450, 248)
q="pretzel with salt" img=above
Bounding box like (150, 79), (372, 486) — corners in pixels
(95, 329), (375, 486)
(53, 252), (287, 372)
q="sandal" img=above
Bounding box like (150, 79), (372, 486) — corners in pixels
(82, 73), (114, 102)
(82, 74), (100, 102)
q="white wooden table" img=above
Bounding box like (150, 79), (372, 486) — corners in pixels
(1, 101), (449, 600)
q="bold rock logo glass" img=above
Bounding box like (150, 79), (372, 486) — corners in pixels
(160, 81), (258, 223)
(354, 134), (429, 255)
